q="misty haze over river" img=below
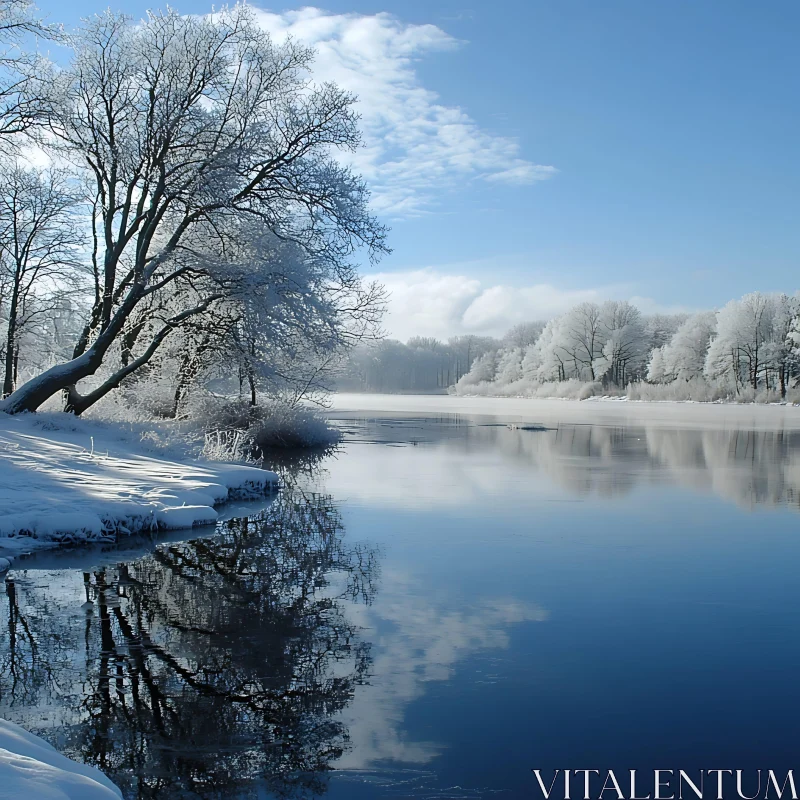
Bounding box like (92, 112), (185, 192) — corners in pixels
(3, 395), (800, 799)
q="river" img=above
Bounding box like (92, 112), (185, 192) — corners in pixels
(2, 394), (800, 799)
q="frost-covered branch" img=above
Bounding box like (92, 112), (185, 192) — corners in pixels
(0, 5), (388, 415)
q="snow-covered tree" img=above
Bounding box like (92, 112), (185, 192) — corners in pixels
(524, 318), (565, 381)
(531, 301), (645, 386)
(763, 294), (799, 397)
(705, 293), (799, 395)
(456, 349), (498, 387)
(647, 346), (667, 383)
(447, 335), (500, 383)
(0, 164), (82, 396)
(552, 302), (604, 380)
(788, 312), (800, 373)
(594, 300), (645, 385)
(503, 321), (545, 349)
(130, 226), (385, 415)
(657, 311), (716, 383)
(643, 313), (688, 352)
(494, 346), (524, 385)
(0, 0), (61, 144)
(0, 6), (387, 415)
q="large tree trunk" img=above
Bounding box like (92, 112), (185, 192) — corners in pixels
(0, 347), (102, 413)
(0, 284), (221, 415)
(0, 279), (146, 413)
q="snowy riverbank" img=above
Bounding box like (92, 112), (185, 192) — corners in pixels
(0, 719), (121, 799)
(0, 412), (278, 557)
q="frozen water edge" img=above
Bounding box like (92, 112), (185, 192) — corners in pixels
(0, 718), (122, 799)
(0, 411), (279, 558)
(328, 392), (800, 432)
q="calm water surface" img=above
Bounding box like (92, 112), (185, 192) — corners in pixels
(3, 396), (800, 799)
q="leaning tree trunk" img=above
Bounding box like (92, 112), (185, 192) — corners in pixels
(0, 348), (103, 413)
(0, 284), (145, 414)
(0, 283), (221, 415)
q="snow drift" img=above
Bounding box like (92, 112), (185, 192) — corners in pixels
(0, 412), (279, 554)
(0, 719), (121, 799)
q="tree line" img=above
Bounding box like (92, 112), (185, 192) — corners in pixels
(339, 335), (500, 393)
(452, 293), (800, 401)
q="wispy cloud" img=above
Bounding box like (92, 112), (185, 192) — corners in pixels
(252, 7), (556, 217)
(372, 268), (695, 340)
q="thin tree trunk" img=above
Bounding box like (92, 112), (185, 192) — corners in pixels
(2, 282), (19, 397)
(248, 340), (257, 406)
(170, 379), (186, 419)
(248, 373), (257, 407)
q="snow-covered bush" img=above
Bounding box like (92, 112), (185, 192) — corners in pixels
(456, 350), (499, 387)
(453, 377), (613, 400)
(626, 377), (741, 403)
(249, 405), (341, 450)
(191, 397), (340, 456)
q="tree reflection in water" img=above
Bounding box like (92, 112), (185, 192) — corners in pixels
(0, 482), (377, 800)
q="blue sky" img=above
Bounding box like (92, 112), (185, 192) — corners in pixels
(36, 0), (800, 339)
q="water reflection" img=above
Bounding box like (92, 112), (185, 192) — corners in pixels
(338, 589), (547, 771)
(329, 414), (800, 511)
(1, 488), (376, 799)
(4, 411), (800, 800)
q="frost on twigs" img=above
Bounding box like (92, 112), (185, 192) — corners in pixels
(451, 293), (800, 404)
(0, 4), (387, 417)
(197, 397), (342, 458)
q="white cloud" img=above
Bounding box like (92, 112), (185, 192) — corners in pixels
(251, 7), (555, 217)
(485, 163), (557, 184)
(372, 268), (694, 340)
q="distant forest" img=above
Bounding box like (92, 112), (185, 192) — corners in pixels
(339, 292), (800, 402)
(337, 335), (502, 393)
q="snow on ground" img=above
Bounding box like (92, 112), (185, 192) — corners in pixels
(0, 412), (278, 556)
(0, 719), (121, 799)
